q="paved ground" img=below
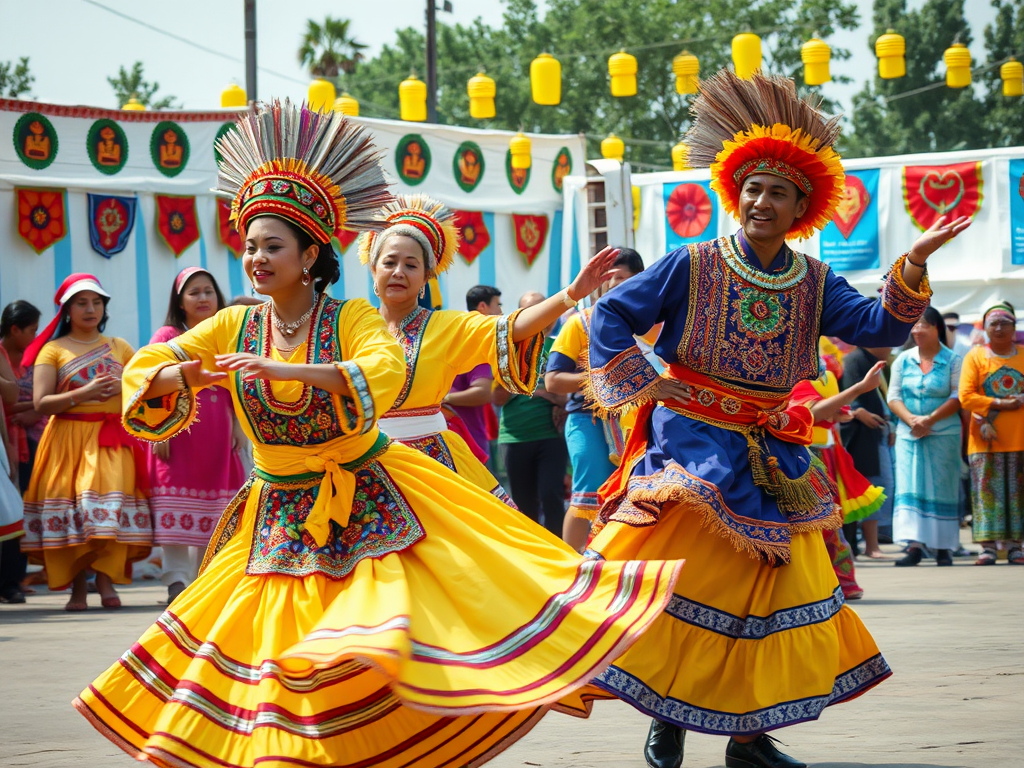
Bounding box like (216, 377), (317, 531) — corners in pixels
(1, 539), (1020, 768)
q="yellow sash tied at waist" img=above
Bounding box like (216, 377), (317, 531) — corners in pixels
(251, 429), (392, 548)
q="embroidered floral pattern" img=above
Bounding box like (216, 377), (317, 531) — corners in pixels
(399, 434), (457, 471)
(734, 287), (785, 340)
(589, 345), (661, 411)
(389, 306), (432, 409)
(247, 463), (424, 580)
(337, 361), (374, 434)
(665, 586), (845, 639)
(495, 310), (543, 396)
(880, 254), (932, 324)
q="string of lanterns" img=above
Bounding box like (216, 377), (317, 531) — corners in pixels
(208, 30), (1022, 171)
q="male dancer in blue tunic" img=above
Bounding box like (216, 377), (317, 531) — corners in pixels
(581, 70), (970, 768)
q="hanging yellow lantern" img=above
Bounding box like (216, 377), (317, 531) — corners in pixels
(875, 29), (906, 79)
(467, 72), (496, 119)
(944, 42), (972, 88)
(1002, 57), (1024, 97)
(399, 74), (428, 122)
(672, 51), (699, 95)
(307, 78), (337, 112)
(632, 186), (641, 232)
(531, 52), (561, 105)
(801, 37), (831, 85)
(510, 132), (532, 170)
(333, 93), (359, 116)
(732, 33), (762, 80)
(609, 50), (638, 97)
(121, 96), (146, 111)
(672, 142), (689, 171)
(220, 83), (247, 108)
(601, 134), (625, 162)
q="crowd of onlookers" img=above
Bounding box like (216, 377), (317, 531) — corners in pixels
(0, 259), (1021, 610)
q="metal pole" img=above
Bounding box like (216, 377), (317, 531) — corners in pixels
(426, 0), (437, 123)
(244, 0), (258, 102)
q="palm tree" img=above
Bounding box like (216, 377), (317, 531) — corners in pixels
(298, 17), (368, 78)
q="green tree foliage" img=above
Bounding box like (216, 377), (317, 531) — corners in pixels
(0, 57), (34, 98)
(107, 62), (180, 110)
(344, 0), (860, 169)
(981, 0), (1024, 147)
(299, 17), (368, 78)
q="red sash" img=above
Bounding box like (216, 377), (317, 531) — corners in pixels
(57, 412), (149, 493)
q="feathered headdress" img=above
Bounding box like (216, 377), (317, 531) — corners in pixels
(216, 99), (393, 244)
(684, 69), (844, 241)
(358, 193), (459, 276)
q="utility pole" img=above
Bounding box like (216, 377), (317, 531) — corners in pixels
(244, 0), (258, 102)
(425, 0), (438, 123)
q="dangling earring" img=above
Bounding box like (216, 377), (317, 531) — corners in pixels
(372, 282), (380, 297)
(249, 283), (257, 298)
(419, 285), (426, 299)
(302, 267), (311, 286)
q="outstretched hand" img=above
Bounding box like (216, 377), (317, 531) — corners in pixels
(908, 215), (972, 264)
(214, 353), (291, 382)
(180, 360), (226, 388)
(566, 246), (621, 302)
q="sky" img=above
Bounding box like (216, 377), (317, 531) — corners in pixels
(0, 0), (998, 118)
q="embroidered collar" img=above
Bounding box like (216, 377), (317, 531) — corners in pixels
(721, 233), (807, 291)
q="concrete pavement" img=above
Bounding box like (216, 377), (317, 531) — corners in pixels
(1, 545), (1020, 768)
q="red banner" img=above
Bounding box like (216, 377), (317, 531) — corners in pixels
(216, 199), (243, 258)
(156, 195), (200, 257)
(16, 188), (67, 254)
(512, 214), (549, 266)
(334, 226), (359, 253)
(454, 210), (490, 264)
(902, 162), (983, 232)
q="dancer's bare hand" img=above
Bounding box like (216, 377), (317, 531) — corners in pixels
(215, 353), (290, 382)
(908, 215), (972, 263)
(566, 247), (620, 302)
(652, 377), (691, 404)
(179, 360), (226, 388)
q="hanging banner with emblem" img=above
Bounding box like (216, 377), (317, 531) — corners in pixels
(88, 194), (137, 258)
(819, 169), (880, 271)
(663, 181), (717, 250)
(903, 161), (983, 232)
(16, 187), (67, 254)
(216, 198), (243, 258)
(512, 214), (549, 266)
(156, 194), (200, 256)
(454, 210), (490, 265)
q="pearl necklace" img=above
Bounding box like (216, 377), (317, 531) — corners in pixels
(271, 298), (317, 337)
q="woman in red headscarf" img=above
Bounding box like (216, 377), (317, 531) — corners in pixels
(21, 274), (151, 611)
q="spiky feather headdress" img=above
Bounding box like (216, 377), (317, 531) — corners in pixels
(216, 99), (393, 244)
(359, 194), (459, 276)
(684, 69), (844, 240)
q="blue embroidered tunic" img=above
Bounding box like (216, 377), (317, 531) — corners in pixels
(588, 233), (932, 562)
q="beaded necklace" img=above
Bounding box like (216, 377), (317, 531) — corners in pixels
(720, 235), (807, 291)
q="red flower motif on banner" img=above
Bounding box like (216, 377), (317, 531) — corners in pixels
(17, 188), (67, 254)
(512, 214), (549, 266)
(156, 195), (200, 257)
(454, 210), (490, 264)
(666, 183), (712, 238)
(334, 226), (359, 252)
(832, 174), (871, 240)
(903, 162), (983, 232)
(217, 199), (243, 258)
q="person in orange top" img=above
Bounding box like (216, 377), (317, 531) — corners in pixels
(958, 301), (1024, 565)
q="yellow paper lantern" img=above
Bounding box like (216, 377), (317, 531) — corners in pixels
(801, 37), (831, 86)
(510, 132), (532, 170)
(672, 142), (689, 171)
(334, 93), (359, 116)
(601, 134), (625, 163)
(672, 51), (699, 95)
(468, 72), (496, 119)
(632, 185), (641, 232)
(875, 29), (906, 79)
(307, 78), (337, 112)
(531, 52), (561, 105)
(399, 74), (428, 122)
(220, 83), (247, 108)
(121, 96), (146, 111)
(732, 33), (762, 80)
(944, 43), (972, 88)
(1002, 58), (1024, 97)
(609, 50), (638, 97)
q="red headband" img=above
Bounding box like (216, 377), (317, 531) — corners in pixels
(23, 273), (110, 367)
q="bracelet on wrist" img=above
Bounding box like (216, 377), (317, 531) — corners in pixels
(906, 256), (927, 268)
(560, 288), (578, 309)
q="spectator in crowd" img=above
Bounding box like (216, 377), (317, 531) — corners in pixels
(0, 397), (24, 603)
(20, 274), (152, 611)
(148, 268), (246, 603)
(941, 311), (973, 359)
(494, 291), (567, 536)
(444, 285), (502, 461)
(840, 345), (894, 558)
(959, 301), (1024, 565)
(0, 300), (43, 602)
(888, 308), (963, 566)
(546, 247), (646, 551)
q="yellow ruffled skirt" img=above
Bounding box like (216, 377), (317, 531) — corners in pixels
(397, 428), (513, 504)
(22, 417), (151, 590)
(582, 500), (891, 735)
(75, 442), (681, 767)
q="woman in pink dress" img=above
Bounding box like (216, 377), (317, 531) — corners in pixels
(148, 267), (245, 602)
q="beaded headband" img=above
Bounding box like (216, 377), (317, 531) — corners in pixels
(359, 194), (460, 276)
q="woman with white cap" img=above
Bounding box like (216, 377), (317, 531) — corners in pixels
(21, 273), (152, 611)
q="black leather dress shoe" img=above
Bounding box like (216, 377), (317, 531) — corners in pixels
(725, 735), (806, 768)
(644, 718), (685, 768)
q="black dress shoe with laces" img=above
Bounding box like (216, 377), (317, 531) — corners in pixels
(894, 547), (923, 567)
(725, 735), (806, 768)
(644, 718), (685, 768)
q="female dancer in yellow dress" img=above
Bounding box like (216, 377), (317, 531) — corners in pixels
(21, 274), (151, 611)
(361, 194), (616, 501)
(74, 100), (681, 768)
